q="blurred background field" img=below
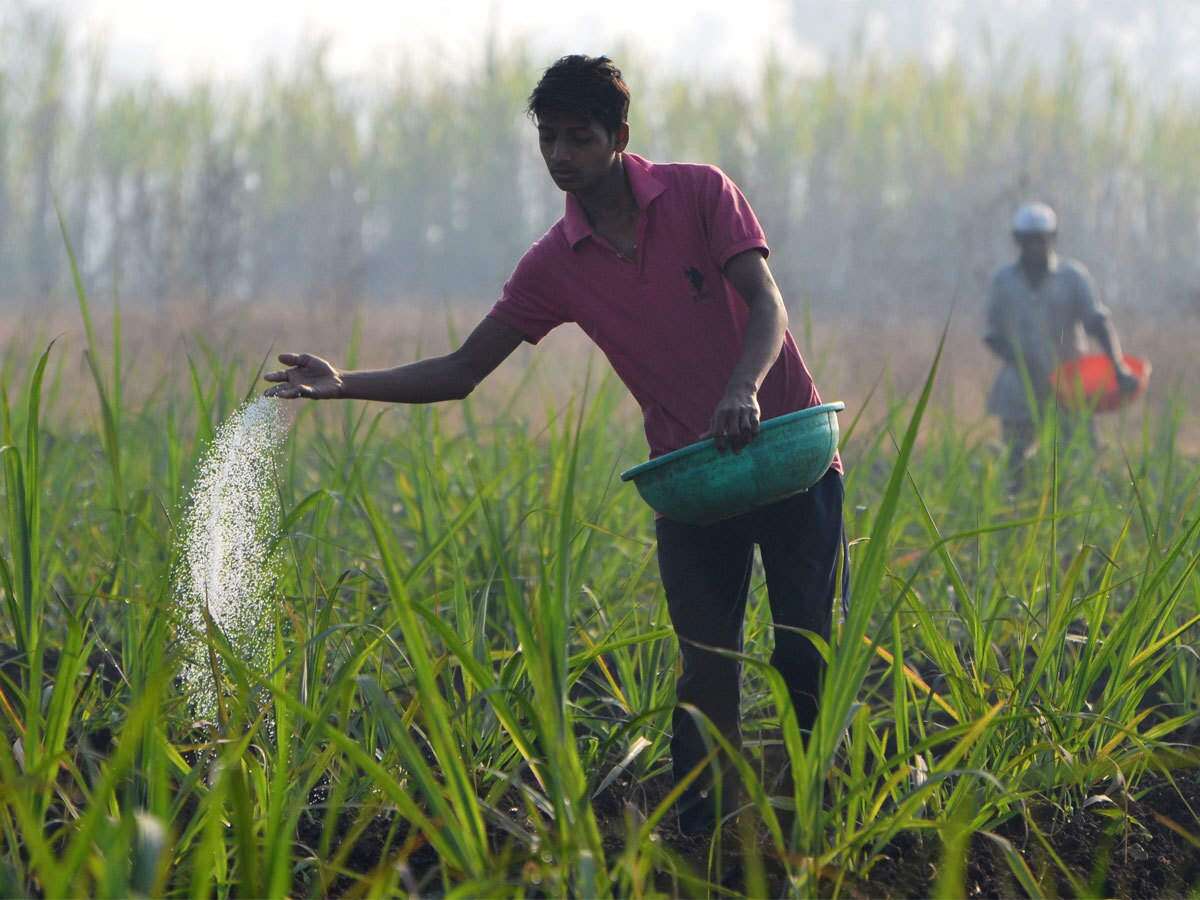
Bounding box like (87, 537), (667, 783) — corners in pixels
(4, 0), (1199, 438)
(4, 3), (1200, 320)
(6, 304), (1198, 453)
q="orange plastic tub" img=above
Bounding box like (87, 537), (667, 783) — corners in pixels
(1051, 354), (1150, 413)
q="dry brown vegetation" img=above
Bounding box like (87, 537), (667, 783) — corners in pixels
(7, 298), (1196, 451)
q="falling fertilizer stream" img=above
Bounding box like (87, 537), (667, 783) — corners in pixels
(172, 397), (290, 722)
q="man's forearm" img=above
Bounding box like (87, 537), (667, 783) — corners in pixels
(1091, 319), (1126, 369)
(726, 290), (788, 393)
(340, 354), (477, 403)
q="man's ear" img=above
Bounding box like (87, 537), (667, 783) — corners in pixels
(613, 122), (630, 153)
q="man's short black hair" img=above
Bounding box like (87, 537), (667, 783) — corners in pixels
(527, 55), (630, 135)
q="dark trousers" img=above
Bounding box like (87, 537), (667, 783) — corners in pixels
(655, 468), (844, 820)
(1002, 415), (1097, 489)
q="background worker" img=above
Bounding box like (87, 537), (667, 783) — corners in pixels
(983, 201), (1139, 483)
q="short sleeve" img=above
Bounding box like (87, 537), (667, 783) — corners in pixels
(701, 167), (769, 268)
(1070, 263), (1110, 335)
(487, 239), (570, 345)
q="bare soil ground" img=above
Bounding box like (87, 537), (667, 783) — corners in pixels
(285, 765), (1200, 897)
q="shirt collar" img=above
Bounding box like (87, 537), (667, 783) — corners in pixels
(562, 153), (667, 248)
(1015, 251), (1060, 289)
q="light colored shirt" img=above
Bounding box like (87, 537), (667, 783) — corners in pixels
(489, 152), (840, 472)
(984, 254), (1110, 423)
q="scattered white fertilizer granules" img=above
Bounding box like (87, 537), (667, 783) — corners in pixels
(172, 397), (289, 722)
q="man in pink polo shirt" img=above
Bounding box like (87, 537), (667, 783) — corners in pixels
(266, 55), (844, 835)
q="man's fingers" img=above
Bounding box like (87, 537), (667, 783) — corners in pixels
(728, 412), (748, 453)
(264, 370), (288, 382)
(707, 399), (761, 455)
(708, 407), (761, 454)
(714, 414), (727, 449)
(263, 384), (304, 399)
(731, 411), (753, 453)
(744, 409), (759, 439)
(716, 411), (737, 453)
(278, 352), (301, 366)
(727, 417), (743, 453)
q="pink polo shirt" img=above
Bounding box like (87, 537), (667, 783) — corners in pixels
(489, 152), (840, 472)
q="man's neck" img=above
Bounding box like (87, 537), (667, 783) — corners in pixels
(573, 156), (637, 223)
(1019, 254), (1053, 285)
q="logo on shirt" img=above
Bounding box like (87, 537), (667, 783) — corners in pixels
(683, 266), (709, 302)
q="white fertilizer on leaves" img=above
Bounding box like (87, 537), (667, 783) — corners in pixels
(173, 397), (289, 722)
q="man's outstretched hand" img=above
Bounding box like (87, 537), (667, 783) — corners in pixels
(263, 353), (344, 399)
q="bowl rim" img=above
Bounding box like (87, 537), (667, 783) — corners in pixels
(619, 401), (845, 482)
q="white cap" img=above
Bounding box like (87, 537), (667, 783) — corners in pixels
(1012, 202), (1058, 234)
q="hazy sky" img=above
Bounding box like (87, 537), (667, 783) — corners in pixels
(31, 0), (817, 87)
(25, 0), (1200, 91)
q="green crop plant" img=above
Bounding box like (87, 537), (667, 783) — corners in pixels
(0, 231), (1196, 895)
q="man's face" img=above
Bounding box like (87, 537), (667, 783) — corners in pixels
(1015, 232), (1054, 269)
(536, 110), (627, 193)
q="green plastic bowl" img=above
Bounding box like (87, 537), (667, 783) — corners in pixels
(619, 402), (844, 525)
